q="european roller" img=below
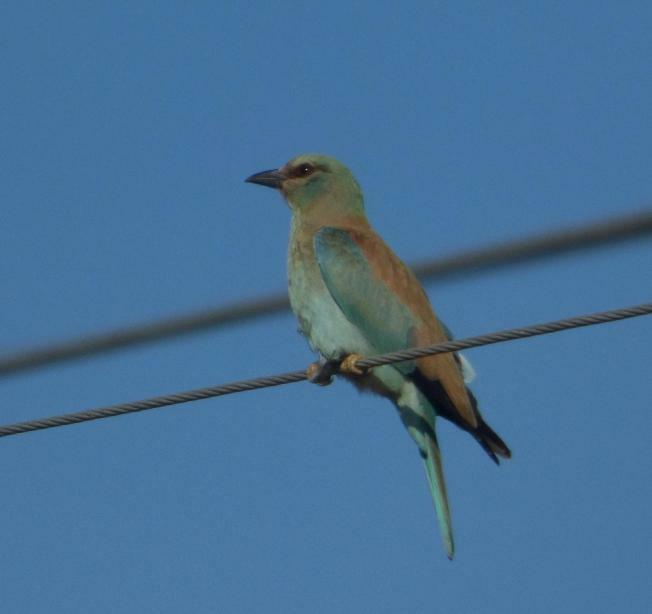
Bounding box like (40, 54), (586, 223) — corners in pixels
(246, 154), (510, 558)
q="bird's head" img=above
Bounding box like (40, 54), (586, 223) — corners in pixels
(246, 154), (365, 220)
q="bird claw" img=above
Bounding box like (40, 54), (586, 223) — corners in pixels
(339, 353), (367, 376)
(307, 354), (367, 384)
(306, 359), (337, 386)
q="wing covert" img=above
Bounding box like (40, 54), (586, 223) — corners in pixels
(314, 227), (418, 366)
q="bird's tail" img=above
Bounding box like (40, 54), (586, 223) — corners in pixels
(400, 405), (455, 558)
(422, 431), (454, 559)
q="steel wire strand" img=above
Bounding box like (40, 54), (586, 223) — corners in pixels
(0, 302), (650, 439)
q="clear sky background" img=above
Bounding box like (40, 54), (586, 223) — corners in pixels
(1, 3), (651, 613)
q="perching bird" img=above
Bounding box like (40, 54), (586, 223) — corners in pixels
(246, 154), (510, 558)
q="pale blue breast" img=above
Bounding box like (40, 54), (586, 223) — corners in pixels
(287, 224), (375, 360)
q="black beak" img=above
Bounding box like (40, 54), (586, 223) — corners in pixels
(245, 168), (285, 189)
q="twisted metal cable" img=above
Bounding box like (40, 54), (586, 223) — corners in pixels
(357, 303), (652, 368)
(0, 370), (307, 438)
(1, 302), (650, 439)
(1, 209), (651, 377)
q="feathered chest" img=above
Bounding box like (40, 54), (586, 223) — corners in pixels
(287, 226), (374, 359)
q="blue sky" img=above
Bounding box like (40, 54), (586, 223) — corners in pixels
(1, 3), (651, 613)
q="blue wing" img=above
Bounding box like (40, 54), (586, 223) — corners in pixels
(314, 227), (418, 371)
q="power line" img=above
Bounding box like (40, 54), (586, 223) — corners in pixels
(1, 209), (651, 378)
(356, 303), (652, 368)
(1, 302), (649, 439)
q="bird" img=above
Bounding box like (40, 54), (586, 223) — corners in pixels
(246, 154), (510, 558)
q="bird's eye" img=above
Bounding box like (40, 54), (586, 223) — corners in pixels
(293, 163), (315, 177)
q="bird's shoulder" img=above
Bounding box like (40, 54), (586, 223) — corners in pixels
(318, 225), (436, 326)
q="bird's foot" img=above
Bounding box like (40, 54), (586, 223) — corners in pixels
(306, 358), (338, 386)
(339, 353), (367, 376)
